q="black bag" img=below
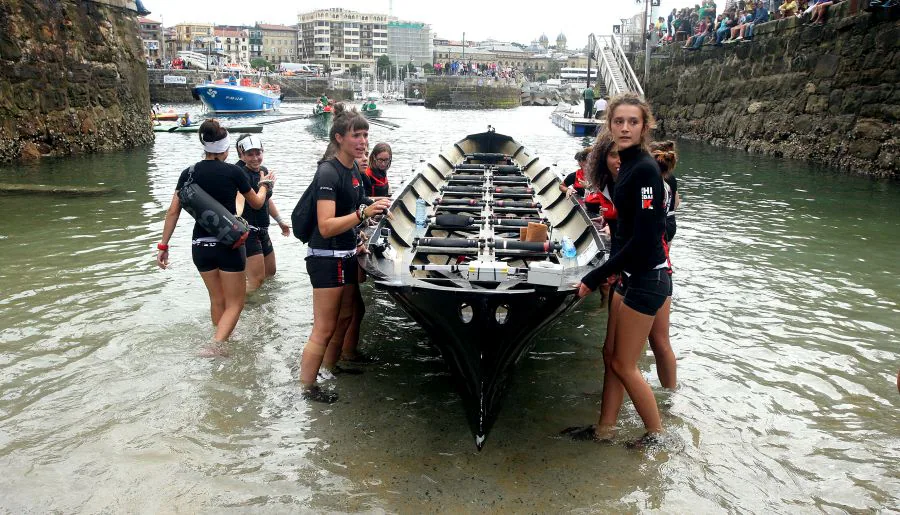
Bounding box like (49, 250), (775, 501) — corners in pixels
(292, 159), (363, 243)
(178, 164), (250, 249)
(291, 170), (320, 243)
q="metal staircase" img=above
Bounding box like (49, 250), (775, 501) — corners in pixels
(589, 34), (644, 98)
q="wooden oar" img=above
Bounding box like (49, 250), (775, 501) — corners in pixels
(0, 183), (113, 195)
(366, 118), (397, 130)
(255, 114), (311, 126)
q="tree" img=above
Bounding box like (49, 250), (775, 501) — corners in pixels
(377, 55), (392, 80)
(250, 58), (271, 71)
(547, 60), (562, 77)
(348, 64), (361, 78)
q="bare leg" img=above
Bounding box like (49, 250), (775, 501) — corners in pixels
(341, 285), (366, 359)
(322, 285), (356, 369)
(212, 270), (246, 342)
(199, 270), (225, 326)
(263, 250), (277, 278)
(610, 303), (662, 434)
(245, 254), (266, 292)
(648, 297), (677, 388)
(598, 291), (625, 436)
(299, 287), (344, 387)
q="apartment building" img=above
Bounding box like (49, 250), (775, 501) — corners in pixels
(173, 22), (214, 52)
(298, 8), (389, 75)
(213, 27), (249, 66)
(138, 17), (163, 61)
(387, 20), (432, 70)
(257, 24), (298, 64)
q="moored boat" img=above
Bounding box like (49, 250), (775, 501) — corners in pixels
(191, 78), (282, 114)
(360, 128), (609, 448)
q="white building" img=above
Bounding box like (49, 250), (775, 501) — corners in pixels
(298, 8), (390, 75)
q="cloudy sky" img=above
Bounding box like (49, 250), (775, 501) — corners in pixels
(144, 0), (682, 49)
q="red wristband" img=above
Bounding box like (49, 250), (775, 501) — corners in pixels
(157, 243), (169, 251)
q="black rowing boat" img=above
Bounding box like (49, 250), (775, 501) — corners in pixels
(360, 127), (609, 448)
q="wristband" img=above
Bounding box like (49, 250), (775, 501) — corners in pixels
(157, 243), (169, 251)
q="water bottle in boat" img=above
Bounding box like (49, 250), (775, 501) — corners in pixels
(415, 198), (428, 238)
(561, 236), (577, 267)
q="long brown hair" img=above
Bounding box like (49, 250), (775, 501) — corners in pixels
(605, 93), (656, 151)
(585, 130), (618, 193)
(319, 102), (369, 163)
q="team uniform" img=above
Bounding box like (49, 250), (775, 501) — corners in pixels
(664, 173), (678, 243)
(582, 145), (671, 316)
(175, 160), (251, 273)
(306, 159), (373, 289)
(361, 166), (390, 197)
(238, 162), (275, 258)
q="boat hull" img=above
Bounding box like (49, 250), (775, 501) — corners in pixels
(371, 280), (577, 447)
(192, 84), (281, 113)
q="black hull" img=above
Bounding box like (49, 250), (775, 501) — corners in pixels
(378, 283), (577, 448)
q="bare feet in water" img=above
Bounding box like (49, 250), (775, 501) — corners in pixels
(198, 341), (230, 358)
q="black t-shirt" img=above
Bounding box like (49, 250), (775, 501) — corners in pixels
(582, 145), (667, 290)
(308, 158), (368, 251)
(237, 163), (272, 228)
(176, 160), (251, 239)
(664, 173), (678, 214)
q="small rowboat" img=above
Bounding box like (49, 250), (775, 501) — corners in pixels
(360, 127), (609, 448)
(153, 124), (263, 134)
(153, 112), (179, 121)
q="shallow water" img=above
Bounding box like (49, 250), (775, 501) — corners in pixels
(1, 104), (898, 512)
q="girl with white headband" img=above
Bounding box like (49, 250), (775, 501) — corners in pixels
(156, 119), (276, 357)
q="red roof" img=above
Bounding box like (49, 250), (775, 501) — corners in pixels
(214, 29), (243, 38)
(138, 17), (161, 24)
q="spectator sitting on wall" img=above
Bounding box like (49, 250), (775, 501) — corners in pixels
(807, 0), (845, 24)
(779, 0), (798, 16)
(736, 1), (769, 39)
(684, 16), (712, 48)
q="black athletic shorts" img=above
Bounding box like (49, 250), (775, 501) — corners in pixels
(246, 227), (274, 258)
(192, 240), (247, 273)
(619, 268), (672, 316)
(305, 255), (359, 289)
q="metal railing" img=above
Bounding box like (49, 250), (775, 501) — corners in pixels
(609, 35), (644, 97)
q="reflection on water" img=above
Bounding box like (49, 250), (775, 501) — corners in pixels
(0, 104), (898, 512)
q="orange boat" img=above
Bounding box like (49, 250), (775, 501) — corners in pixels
(153, 112), (179, 121)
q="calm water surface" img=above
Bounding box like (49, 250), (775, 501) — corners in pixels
(1, 104), (898, 513)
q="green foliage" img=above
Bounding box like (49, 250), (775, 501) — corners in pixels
(250, 58), (271, 70)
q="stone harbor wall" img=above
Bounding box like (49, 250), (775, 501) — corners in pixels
(520, 84), (585, 106)
(0, 0), (152, 163)
(639, 2), (899, 178)
(147, 70), (351, 103)
(423, 77), (521, 109)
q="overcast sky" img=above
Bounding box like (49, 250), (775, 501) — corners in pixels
(144, 0), (682, 49)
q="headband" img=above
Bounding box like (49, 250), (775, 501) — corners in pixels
(202, 134), (230, 154)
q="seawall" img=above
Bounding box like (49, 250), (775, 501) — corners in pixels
(423, 77), (521, 109)
(0, 0), (152, 163)
(639, 3), (898, 178)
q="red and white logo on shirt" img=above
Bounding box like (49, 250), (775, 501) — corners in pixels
(641, 186), (654, 209)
